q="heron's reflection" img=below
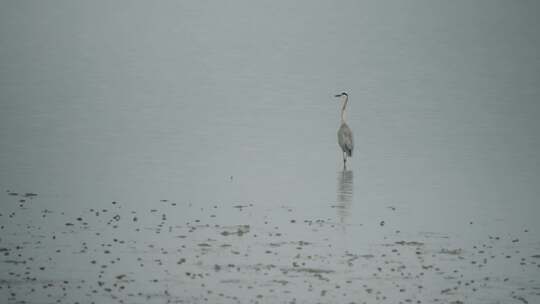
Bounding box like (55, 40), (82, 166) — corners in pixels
(336, 170), (353, 223)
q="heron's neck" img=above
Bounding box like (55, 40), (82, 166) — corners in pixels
(340, 96), (348, 123)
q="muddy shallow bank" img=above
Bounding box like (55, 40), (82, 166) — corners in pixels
(1, 190), (538, 304)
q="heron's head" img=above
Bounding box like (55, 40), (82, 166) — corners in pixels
(334, 92), (348, 98)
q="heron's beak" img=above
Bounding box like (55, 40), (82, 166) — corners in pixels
(334, 94), (341, 98)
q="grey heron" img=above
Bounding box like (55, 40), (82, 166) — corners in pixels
(335, 92), (354, 169)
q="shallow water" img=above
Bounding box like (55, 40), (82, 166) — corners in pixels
(1, 1), (540, 303)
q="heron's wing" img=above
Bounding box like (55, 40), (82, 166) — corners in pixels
(338, 123), (354, 156)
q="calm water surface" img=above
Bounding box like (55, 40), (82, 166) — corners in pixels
(1, 1), (539, 303)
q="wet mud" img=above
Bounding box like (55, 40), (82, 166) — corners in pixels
(1, 189), (539, 304)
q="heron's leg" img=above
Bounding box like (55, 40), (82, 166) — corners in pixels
(343, 153), (347, 170)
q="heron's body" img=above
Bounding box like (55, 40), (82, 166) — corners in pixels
(335, 92), (354, 169)
(338, 122), (353, 157)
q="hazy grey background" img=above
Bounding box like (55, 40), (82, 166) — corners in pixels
(1, 1), (540, 302)
(2, 0), (539, 224)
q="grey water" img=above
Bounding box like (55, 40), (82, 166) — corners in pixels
(1, 1), (540, 303)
